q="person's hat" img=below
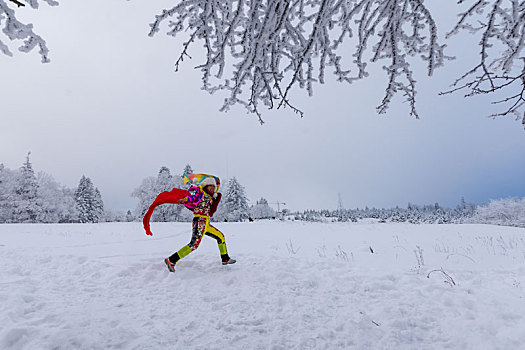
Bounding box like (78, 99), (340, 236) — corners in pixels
(201, 177), (216, 187)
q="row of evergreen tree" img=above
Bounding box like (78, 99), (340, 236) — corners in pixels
(2, 156), (523, 227)
(0, 154), (104, 223)
(293, 197), (525, 228)
(293, 199), (478, 224)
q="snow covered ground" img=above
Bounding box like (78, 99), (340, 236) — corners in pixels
(1, 221), (525, 349)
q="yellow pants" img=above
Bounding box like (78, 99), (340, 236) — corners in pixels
(170, 216), (229, 263)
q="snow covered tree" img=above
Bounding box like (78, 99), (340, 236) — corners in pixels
(453, 197), (476, 223)
(102, 209), (124, 222)
(1, 157), (82, 223)
(154, 166), (181, 221)
(12, 153), (42, 223)
(0, 163), (16, 222)
(222, 177), (250, 221)
(250, 197), (276, 220)
(36, 171), (78, 223)
(406, 202), (422, 224)
(390, 206), (406, 223)
(58, 187), (78, 223)
(0, 0), (57, 62)
(125, 210), (135, 222)
(131, 175), (156, 219)
(93, 187), (104, 221)
(74, 175), (103, 223)
(181, 164), (194, 189)
(472, 197), (525, 228)
(432, 202), (450, 224)
(182, 164), (193, 178)
(132, 166), (184, 222)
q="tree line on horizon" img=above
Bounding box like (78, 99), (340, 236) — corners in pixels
(1, 155), (524, 228)
(0, 156), (273, 224)
(0, 154), (104, 224)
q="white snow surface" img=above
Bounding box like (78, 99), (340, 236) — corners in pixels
(1, 221), (525, 349)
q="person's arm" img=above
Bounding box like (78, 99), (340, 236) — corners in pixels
(210, 193), (222, 216)
(179, 188), (203, 206)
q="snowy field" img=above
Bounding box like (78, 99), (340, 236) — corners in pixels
(1, 221), (525, 350)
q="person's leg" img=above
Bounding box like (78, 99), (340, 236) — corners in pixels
(205, 223), (234, 264)
(168, 217), (206, 264)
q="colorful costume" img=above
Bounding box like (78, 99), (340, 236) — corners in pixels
(167, 183), (233, 267)
(143, 174), (234, 272)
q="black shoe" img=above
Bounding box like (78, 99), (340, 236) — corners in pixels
(222, 258), (236, 265)
(164, 258), (176, 272)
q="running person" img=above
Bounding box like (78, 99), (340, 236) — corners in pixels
(164, 177), (236, 272)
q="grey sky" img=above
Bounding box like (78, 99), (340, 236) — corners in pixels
(1, 1), (524, 213)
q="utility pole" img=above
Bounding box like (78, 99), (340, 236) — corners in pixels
(270, 201), (286, 216)
(337, 193), (344, 220)
(225, 159), (229, 185)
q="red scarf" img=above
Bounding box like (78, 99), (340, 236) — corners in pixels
(143, 188), (189, 236)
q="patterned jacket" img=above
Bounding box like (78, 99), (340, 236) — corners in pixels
(183, 185), (220, 217)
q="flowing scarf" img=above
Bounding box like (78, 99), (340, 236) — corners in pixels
(143, 174), (221, 236)
(142, 188), (189, 236)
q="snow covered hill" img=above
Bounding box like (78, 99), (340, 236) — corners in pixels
(1, 221), (524, 349)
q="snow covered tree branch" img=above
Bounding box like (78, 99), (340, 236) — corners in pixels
(149, 0), (445, 123)
(442, 0), (525, 128)
(0, 0), (58, 63)
(8, 0), (25, 7)
(4, 0), (525, 129)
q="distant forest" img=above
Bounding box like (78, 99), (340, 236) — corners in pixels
(1, 155), (524, 228)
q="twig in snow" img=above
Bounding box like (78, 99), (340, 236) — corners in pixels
(360, 311), (380, 327)
(413, 245), (424, 273)
(446, 253), (476, 263)
(316, 244), (326, 258)
(286, 239), (300, 255)
(427, 268), (456, 287)
(335, 245), (348, 262)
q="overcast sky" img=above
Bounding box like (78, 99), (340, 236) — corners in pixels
(1, 1), (524, 213)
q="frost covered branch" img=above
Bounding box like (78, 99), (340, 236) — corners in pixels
(0, 0), (58, 62)
(8, 0), (25, 7)
(150, 0), (444, 123)
(443, 0), (525, 129)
